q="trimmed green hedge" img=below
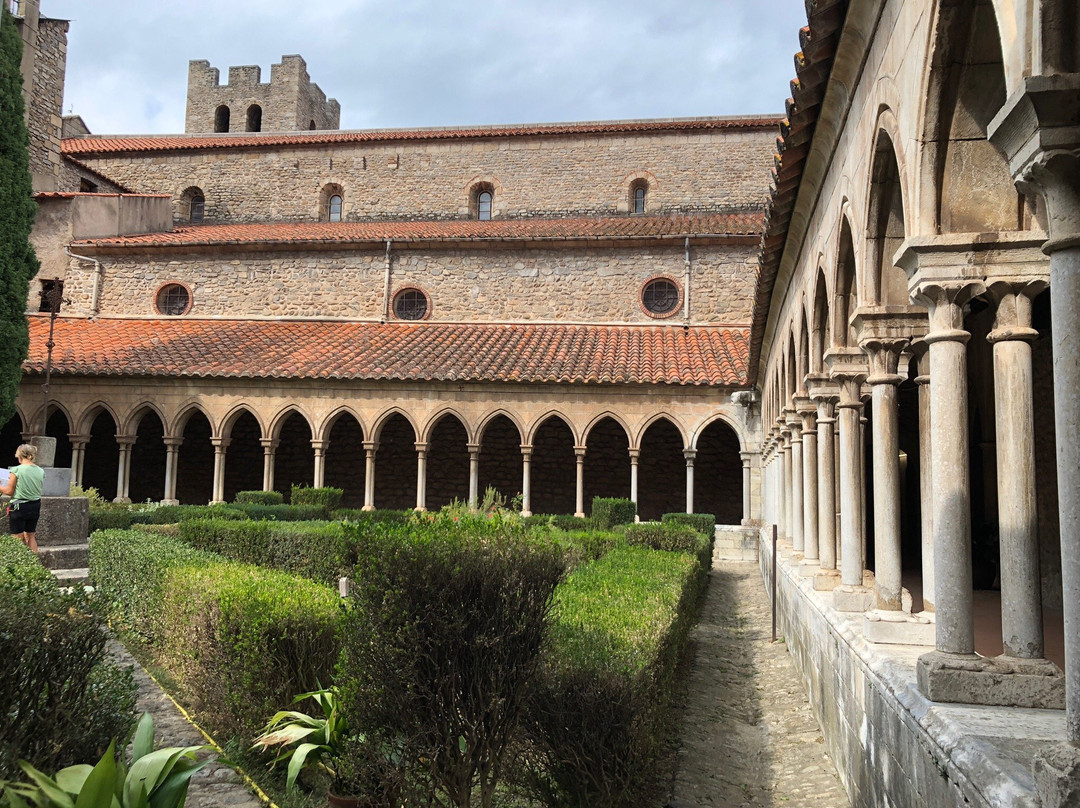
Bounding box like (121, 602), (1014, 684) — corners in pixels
(178, 518), (351, 584)
(131, 504), (248, 524)
(662, 512), (716, 537)
(88, 504), (132, 532)
(550, 514), (588, 531)
(161, 562), (340, 737)
(522, 545), (702, 807)
(590, 498), (636, 530)
(290, 484), (342, 510)
(0, 534), (53, 586)
(232, 502), (330, 521)
(332, 508), (413, 524)
(234, 490), (284, 506)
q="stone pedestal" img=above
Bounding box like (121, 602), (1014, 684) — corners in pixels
(814, 568), (842, 591)
(833, 584), (875, 613)
(0, 496), (89, 545)
(863, 609), (935, 646)
(917, 651), (1065, 709)
(1034, 748), (1080, 808)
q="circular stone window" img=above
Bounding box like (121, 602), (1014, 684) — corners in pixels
(641, 278), (680, 317)
(155, 283), (192, 316)
(393, 288), (429, 321)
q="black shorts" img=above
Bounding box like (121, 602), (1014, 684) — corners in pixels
(9, 499), (41, 534)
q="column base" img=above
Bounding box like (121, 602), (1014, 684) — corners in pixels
(833, 585), (876, 612)
(520, 510), (532, 518)
(413, 506), (427, 513)
(813, 568), (842, 591)
(160, 499), (179, 506)
(209, 499), (225, 506)
(798, 560), (819, 578)
(863, 609), (935, 646)
(112, 496), (131, 504)
(574, 512), (585, 519)
(1034, 747), (1080, 808)
(916, 651), (1065, 709)
(361, 504), (375, 512)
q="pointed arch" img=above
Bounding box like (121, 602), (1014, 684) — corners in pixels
(76, 401), (120, 436)
(866, 117), (911, 306)
(529, 413), (577, 515)
(221, 404), (266, 440)
(810, 266), (831, 375)
(693, 416), (743, 524)
(324, 408), (366, 509)
(525, 410), (578, 446)
(318, 405), (366, 443)
(583, 411), (632, 446)
(477, 413), (523, 506)
(476, 409), (525, 443)
(128, 406), (166, 503)
(421, 407), (474, 444)
(691, 413), (746, 453)
(171, 401), (215, 438)
(426, 411), (470, 509)
(371, 407), (421, 443)
(222, 409), (263, 502)
(638, 415), (687, 520)
(632, 412), (689, 451)
(583, 415), (631, 508)
(122, 401), (168, 436)
(832, 214), (859, 349)
(269, 406), (315, 442)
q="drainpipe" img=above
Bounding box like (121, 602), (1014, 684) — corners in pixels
(382, 239), (392, 322)
(65, 247), (104, 317)
(683, 236), (691, 325)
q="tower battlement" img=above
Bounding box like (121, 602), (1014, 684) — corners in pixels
(184, 54), (340, 134)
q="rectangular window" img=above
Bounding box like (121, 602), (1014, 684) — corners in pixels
(79, 178), (98, 193)
(39, 279), (64, 313)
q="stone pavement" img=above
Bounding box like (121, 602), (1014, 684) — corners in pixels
(108, 641), (265, 808)
(669, 560), (850, 807)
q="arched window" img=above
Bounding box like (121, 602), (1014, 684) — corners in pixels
(328, 194), (343, 223)
(246, 104), (262, 133)
(469, 182), (496, 220)
(630, 179), (648, 214)
(320, 184), (344, 222)
(309, 120), (317, 130)
(477, 191), (493, 221)
(214, 105), (230, 133)
(180, 186), (206, 224)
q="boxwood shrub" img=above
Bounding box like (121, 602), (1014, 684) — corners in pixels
(160, 562), (340, 737)
(290, 484), (343, 510)
(232, 502), (329, 521)
(0, 534), (54, 586)
(234, 490), (284, 505)
(625, 522), (712, 584)
(590, 497), (636, 530)
(662, 512), (716, 537)
(130, 503), (248, 524)
(521, 545), (702, 808)
(88, 503), (132, 532)
(332, 508), (413, 525)
(550, 514), (588, 531)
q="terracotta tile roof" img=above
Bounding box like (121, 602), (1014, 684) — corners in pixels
(749, 0), (848, 381)
(62, 116), (783, 157)
(73, 212), (765, 248)
(24, 317), (749, 387)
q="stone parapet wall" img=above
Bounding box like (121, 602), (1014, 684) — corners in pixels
(760, 531), (1065, 808)
(75, 129), (774, 224)
(60, 241), (758, 323)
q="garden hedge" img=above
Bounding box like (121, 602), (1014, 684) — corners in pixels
(590, 498), (636, 530)
(290, 484), (343, 510)
(662, 512), (716, 537)
(234, 490), (284, 505)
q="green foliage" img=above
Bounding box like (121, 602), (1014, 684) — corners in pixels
(520, 514), (554, 529)
(252, 687), (347, 791)
(662, 512), (716, 537)
(2, 713), (210, 808)
(178, 519), (351, 585)
(550, 514), (587, 531)
(289, 485), (342, 510)
(234, 490), (284, 506)
(160, 563), (340, 738)
(331, 508), (412, 525)
(590, 498), (636, 530)
(520, 545), (701, 808)
(231, 503), (329, 522)
(88, 503), (132, 533)
(0, 578), (138, 780)
(624, 522), (703, 554)
(0, 534), (53, 586)
(543, 529), (621, 570)
(88, 529), (218, 643)
(130, 504), (248, 525)
(339, 515), (566, 808)
(0, 9), (40, 426)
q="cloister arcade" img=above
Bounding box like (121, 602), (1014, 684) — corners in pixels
(2, 383), (750, 524)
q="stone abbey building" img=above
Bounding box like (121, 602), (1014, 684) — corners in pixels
(8, 0), (1080, 805)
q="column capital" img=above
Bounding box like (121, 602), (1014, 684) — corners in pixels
(988, 73), (1080, 248)
(115, 434), (137, 448)
(210, 436), (230, 450)
(573, 446), (587, 459)
(413, 441), (429, 454)
(739, 450), (755, 464)
(310, 440), (329, 452)
(467, 443), (481, 455)
(807, 376), (839, 421)
(683, 449), (697, 464)
(362, 440), (378, 453)
(986, 278), (1048, 342)
(799, 408), (817, 433)
(259, 438), (279, 450)
(825, 347), (867, 406)
(520, 443), (534, 458)
(859, 338), (909, 385)
(628, 447), (641, 461)
(163, 436), (185, 448)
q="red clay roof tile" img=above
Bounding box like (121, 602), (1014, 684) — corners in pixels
(24, 317), (749, 387)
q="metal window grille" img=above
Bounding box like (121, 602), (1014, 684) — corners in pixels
(156, 284), (190, 316)
(643, 279), (678, 314)
(394, 289), (428, 320)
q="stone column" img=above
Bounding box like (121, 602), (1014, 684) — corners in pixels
(468, 444), (480, 509)
(684, 449), (696, 514)
(113, 435), (136, 504)
(910, 340), (935, 611)
(861, 337), (909, 611)
(988, 281), (1047, 658)
(629, 448), (640, 516)
(799, 405), (819, 567)
(311, 439), (328, 488)
(740, 451), (753, 525)
(833, 418), (841, 561)
(210, 437), (229, 505)
(162, 436), (183, 505)
(520, 444), (533, 517)
(787, 411), (804, 554)
(414, 442), (428, 512)
(573, 446), (586, 518)
(362, 441), (377, 511)
(260, 438), (277, 492)
(779, 419), (792, 542)
(810, 384), (840, 590)
(69, 434), (89, 488)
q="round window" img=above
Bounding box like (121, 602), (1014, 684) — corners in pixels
(642, 278), (679, 316)
(155, 283), (191, 316)
(393, 288), (428, 321)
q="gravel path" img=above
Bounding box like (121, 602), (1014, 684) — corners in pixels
(108, 641), (265, 808)
(669, 560), (850, 807)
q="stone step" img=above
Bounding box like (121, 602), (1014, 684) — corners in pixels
(53, 568), (90, 587)
(37, 543), (89, 571)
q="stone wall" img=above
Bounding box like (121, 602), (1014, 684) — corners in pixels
(184, 55), (340, 134)
(63, 241), (758, 324)
(25, 17), (67, 191)
(75, 128), (775, 224)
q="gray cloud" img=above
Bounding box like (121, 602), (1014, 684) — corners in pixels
(45, 0), (807, 134)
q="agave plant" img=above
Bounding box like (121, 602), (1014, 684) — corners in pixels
(0, 713), (209, 808)
(252, 686), (347, 791)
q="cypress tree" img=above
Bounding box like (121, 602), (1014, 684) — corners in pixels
(0, 7), (39, 426)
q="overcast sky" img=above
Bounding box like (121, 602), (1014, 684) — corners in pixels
(43, 0), (807, 135)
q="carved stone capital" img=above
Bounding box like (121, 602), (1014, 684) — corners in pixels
(986, 278), (1049, 341)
